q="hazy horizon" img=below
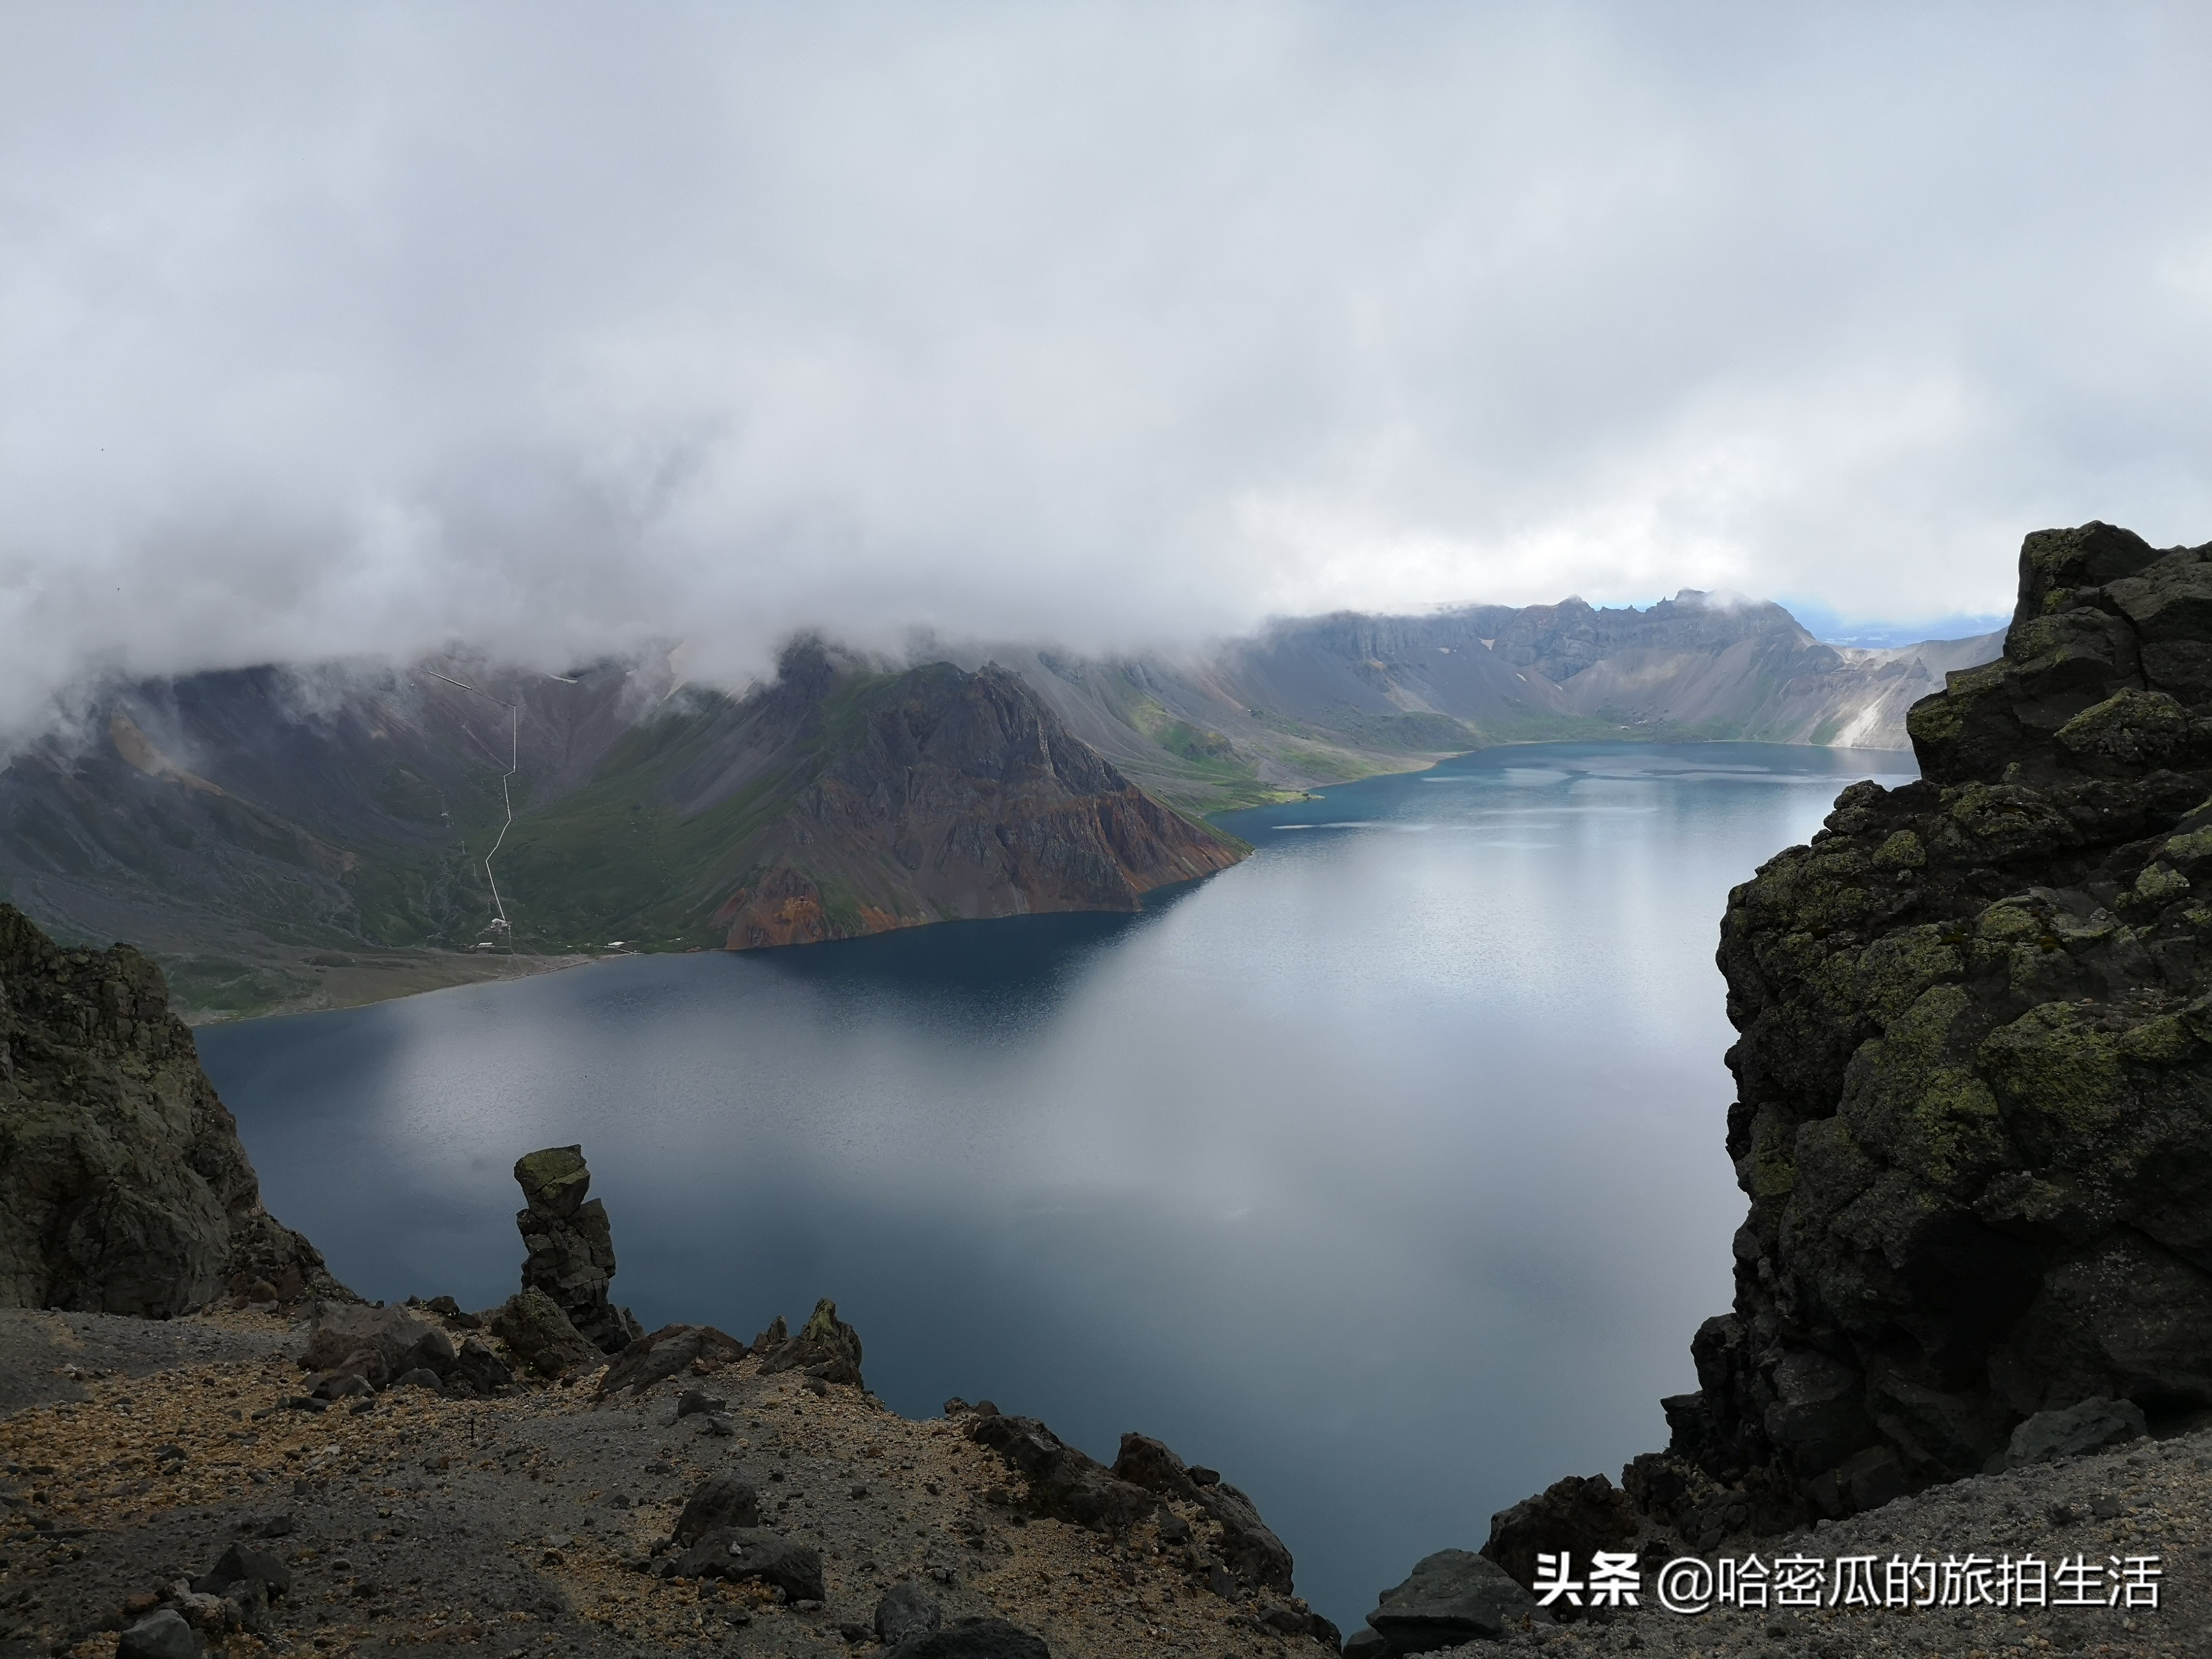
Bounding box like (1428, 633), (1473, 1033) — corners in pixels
(6, 3), (2206, 730)
(9, 580), (2011, 749)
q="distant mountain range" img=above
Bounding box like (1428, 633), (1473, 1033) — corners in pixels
(0, 593), (2000, 1019)
(969, 592), (2001, 814)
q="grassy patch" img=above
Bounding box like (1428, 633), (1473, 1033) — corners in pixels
(162, 955), (316, 1021)
(1314, 705), (1483, 753)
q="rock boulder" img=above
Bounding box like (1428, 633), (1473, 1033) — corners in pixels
(304, 1304), (450, 1381)
(668, 1526), (822, 1602)
(449, 1335), (514, 1395)
(2004, 1396), (2147, 1469)
(968, 1413), (1156, 1534)
(1110, 1432), (1294, 1592)
(882, 1619), (1051, 1659)
(489, 1287), (601, 1380)
(117, 1610), (201, 1659)
(874, 1583), (942, 1645)
(1364, 1549), (1540, 1653)
(598, 1322), (747, 1396)
(1479, 1472), (1636, 1592)
(673, 1471), (761, 1545)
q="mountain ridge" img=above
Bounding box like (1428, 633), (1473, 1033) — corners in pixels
(0, 593), (2000, 1020)
(0, 643), (1247, 1017)
(958, 593), (2000, 813)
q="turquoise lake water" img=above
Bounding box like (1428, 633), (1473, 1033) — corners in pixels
(193, 740), (1915, 1628)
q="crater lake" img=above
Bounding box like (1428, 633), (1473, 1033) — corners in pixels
(194, 740), (1914, 1627)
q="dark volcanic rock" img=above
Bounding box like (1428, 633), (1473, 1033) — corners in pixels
(1109, 1432), (1201, 1500)
(669, 1526), (823, 1602)
(1110, 1431), (1294, 1592)
(192, 1541), (290, 1598)
(673, 1471), (761, 1545)
(597, 1322), (748, 1396)
(1188, 1479), (1293, 1594)
(0, 904), (344, 1315)
(304, 1304), (449, 1382)
(754, 1298), (866, 1389)
(1364, 1549), (1539, 1653)
(488, 1287), (600, 1380)
(968, 1414), (1156, 1534)
(512, 1146), (643, 1355)
(1479, 1472), (1636, 1592)
(117, 1609), (201, 1659)
(874, 1583), (942, 1645)
(449, 1334), (513, 1394)
(882, 1618), (1051, 1659)
(2004, 1395), (2147, 1469)
(1657, 522), (2212, 1524)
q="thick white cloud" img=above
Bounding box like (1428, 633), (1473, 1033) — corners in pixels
(4, 1), (2211, 721)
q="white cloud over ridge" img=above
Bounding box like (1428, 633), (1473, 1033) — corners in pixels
(4, 2), (2212, 722)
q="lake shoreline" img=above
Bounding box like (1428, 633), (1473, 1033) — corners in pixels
(193, 741), (1913, 1627)
(181, 947), (597, 1027)
(178, 736), (1915, 1030)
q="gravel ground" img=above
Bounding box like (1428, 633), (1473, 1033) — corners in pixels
(0, 1312), (297, 1418)
(1413, 1430), (2212, 1659)
(0, 1309), (1333, 1659)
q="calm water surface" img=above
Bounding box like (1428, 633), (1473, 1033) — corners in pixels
(195, 741), (1914, 1627)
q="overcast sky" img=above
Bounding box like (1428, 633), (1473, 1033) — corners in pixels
(4, 2), (2211, 719)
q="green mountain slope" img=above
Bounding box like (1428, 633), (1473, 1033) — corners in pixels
(0, 646), (1243, 1017)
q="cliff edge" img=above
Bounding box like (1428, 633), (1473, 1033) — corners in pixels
(1661, 520), (2212, 1525)
(0, 905), (343, 1316)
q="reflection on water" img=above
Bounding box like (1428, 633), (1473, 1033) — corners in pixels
(195, 741), (1912, 1627)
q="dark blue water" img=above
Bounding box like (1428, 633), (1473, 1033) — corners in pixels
(194, 741), (1913, 1628)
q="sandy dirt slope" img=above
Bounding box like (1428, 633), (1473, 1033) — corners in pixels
(0, 1310), (1332, 1659)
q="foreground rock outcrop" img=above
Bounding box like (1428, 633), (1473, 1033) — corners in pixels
(512, 1144), (643, 1355)
(0, 905), (343, 1316)
(755, 1297), (868, 1389)
(1328, 525), (2212, 1656)
(1653, 522), (2212, 1526)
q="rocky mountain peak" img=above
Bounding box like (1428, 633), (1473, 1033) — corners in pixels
(712, 655), (1243, 950)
